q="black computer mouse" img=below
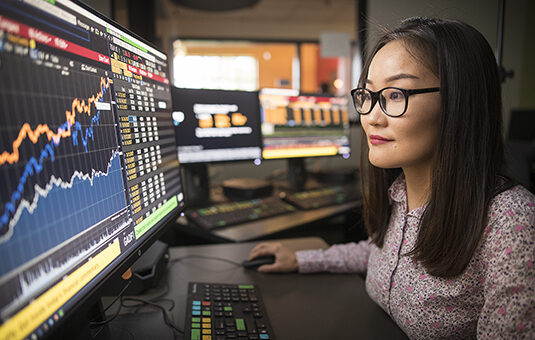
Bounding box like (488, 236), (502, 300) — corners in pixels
(242, 255), (276, 270)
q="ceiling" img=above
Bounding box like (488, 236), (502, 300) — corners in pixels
(165, 0), (357, 27)
(160, 0), (358, 40)
(111, 0), (358, 41)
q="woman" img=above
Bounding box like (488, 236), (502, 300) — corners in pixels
(248, 17), (535, 338)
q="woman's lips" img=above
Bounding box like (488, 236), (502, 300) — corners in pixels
(369, 134), (393, 145)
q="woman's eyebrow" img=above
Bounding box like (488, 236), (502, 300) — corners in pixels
(365, 73), (419, 85)
(385, 73), (419, 82)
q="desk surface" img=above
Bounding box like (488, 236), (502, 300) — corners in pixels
(162, 237), (408, 339)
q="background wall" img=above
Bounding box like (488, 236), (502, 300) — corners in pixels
(366, 0), (532, 135)
(175, 43), (297, 90)
(518, 0), (535, 108)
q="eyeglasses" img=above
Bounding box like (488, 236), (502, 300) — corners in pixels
(351, 86), (440, 117)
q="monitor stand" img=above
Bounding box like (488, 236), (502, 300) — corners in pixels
(181, 164), (210, 207)
(287, 158), (307, 192)
(314, 167), (359, 185)
(221, 177), (273, 200)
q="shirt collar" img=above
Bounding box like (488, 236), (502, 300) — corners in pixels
(388, 174), (407, 204)
(388, 174), (427, 219)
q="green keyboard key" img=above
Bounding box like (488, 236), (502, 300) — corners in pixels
(235, 318), (245, 331)
(191, 328), (200, 340)
(238, 284), (254, 289)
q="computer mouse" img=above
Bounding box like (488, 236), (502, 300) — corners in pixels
(242, 255), (276, 270)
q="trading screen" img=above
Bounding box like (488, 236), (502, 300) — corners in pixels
(0, 1), (183, 339)
(259, 88), (351, 159)
(172, 88), (263, 163)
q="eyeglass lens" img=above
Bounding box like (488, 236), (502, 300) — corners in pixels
(354, 88), (406, 116)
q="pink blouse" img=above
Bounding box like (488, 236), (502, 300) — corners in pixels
(296, 176), (535, 339)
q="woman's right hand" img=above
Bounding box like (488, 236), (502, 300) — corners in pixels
(247, 242), (298, 273)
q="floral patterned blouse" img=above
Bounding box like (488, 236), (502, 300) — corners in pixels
(296, 176), (535, 339)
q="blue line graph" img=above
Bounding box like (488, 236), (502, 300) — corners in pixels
(73, 116), (101, 152)
(1, 80), (111, 231)
(0, 71), (129, 276)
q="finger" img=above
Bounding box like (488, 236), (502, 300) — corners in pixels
(250, 243), (267, 253)
(248, 249), (274, 261)
(248, 243), (276, 260)
(248, 243), (269, 258)
(247, 247), (262, 260)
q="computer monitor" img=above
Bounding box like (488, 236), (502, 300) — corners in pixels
(259, 88), (351, 189)
(171, 87), (263, 204)
(172, 87), (262, 164)
(0, 1), (184, 339)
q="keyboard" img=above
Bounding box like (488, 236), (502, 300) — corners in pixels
(185, 282), (275, 340)
(282, 184), (361, 210)
(186, 196), (296, 230)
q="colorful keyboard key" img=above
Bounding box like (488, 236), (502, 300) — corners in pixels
(186, 282), (275, 340)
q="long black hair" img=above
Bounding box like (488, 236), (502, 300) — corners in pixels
(359, 17), (510, 278)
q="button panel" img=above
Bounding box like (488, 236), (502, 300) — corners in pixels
(186, 283), (275, 340)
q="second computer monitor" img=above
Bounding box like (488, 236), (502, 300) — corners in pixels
(259, 88), (351, 160)
(172, 88), (263, 164)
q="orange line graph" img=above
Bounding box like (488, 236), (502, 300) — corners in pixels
(0, 77), (111, 166)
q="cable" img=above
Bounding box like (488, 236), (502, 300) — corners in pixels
(149, 297), (175, 311)
(89, 255), (239, 335)
(121, 297), (184, 334)
(89, 280), (132, 328)
(129, 296), (175, 314)
(101, 280), (132, 314)
(89, 297), (124, 328)
(122, 297), (175, 312)
(90, 296), (183, 335)
(149, 281), (170, 300)
(127, 282), (171, 313)
(169, 254), (243, 267)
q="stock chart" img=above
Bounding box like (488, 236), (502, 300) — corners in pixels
(0, 12), (134, 320)
(0, 2), (183, 337)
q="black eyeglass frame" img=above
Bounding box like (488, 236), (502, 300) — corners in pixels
(350, 86), (440, 117)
